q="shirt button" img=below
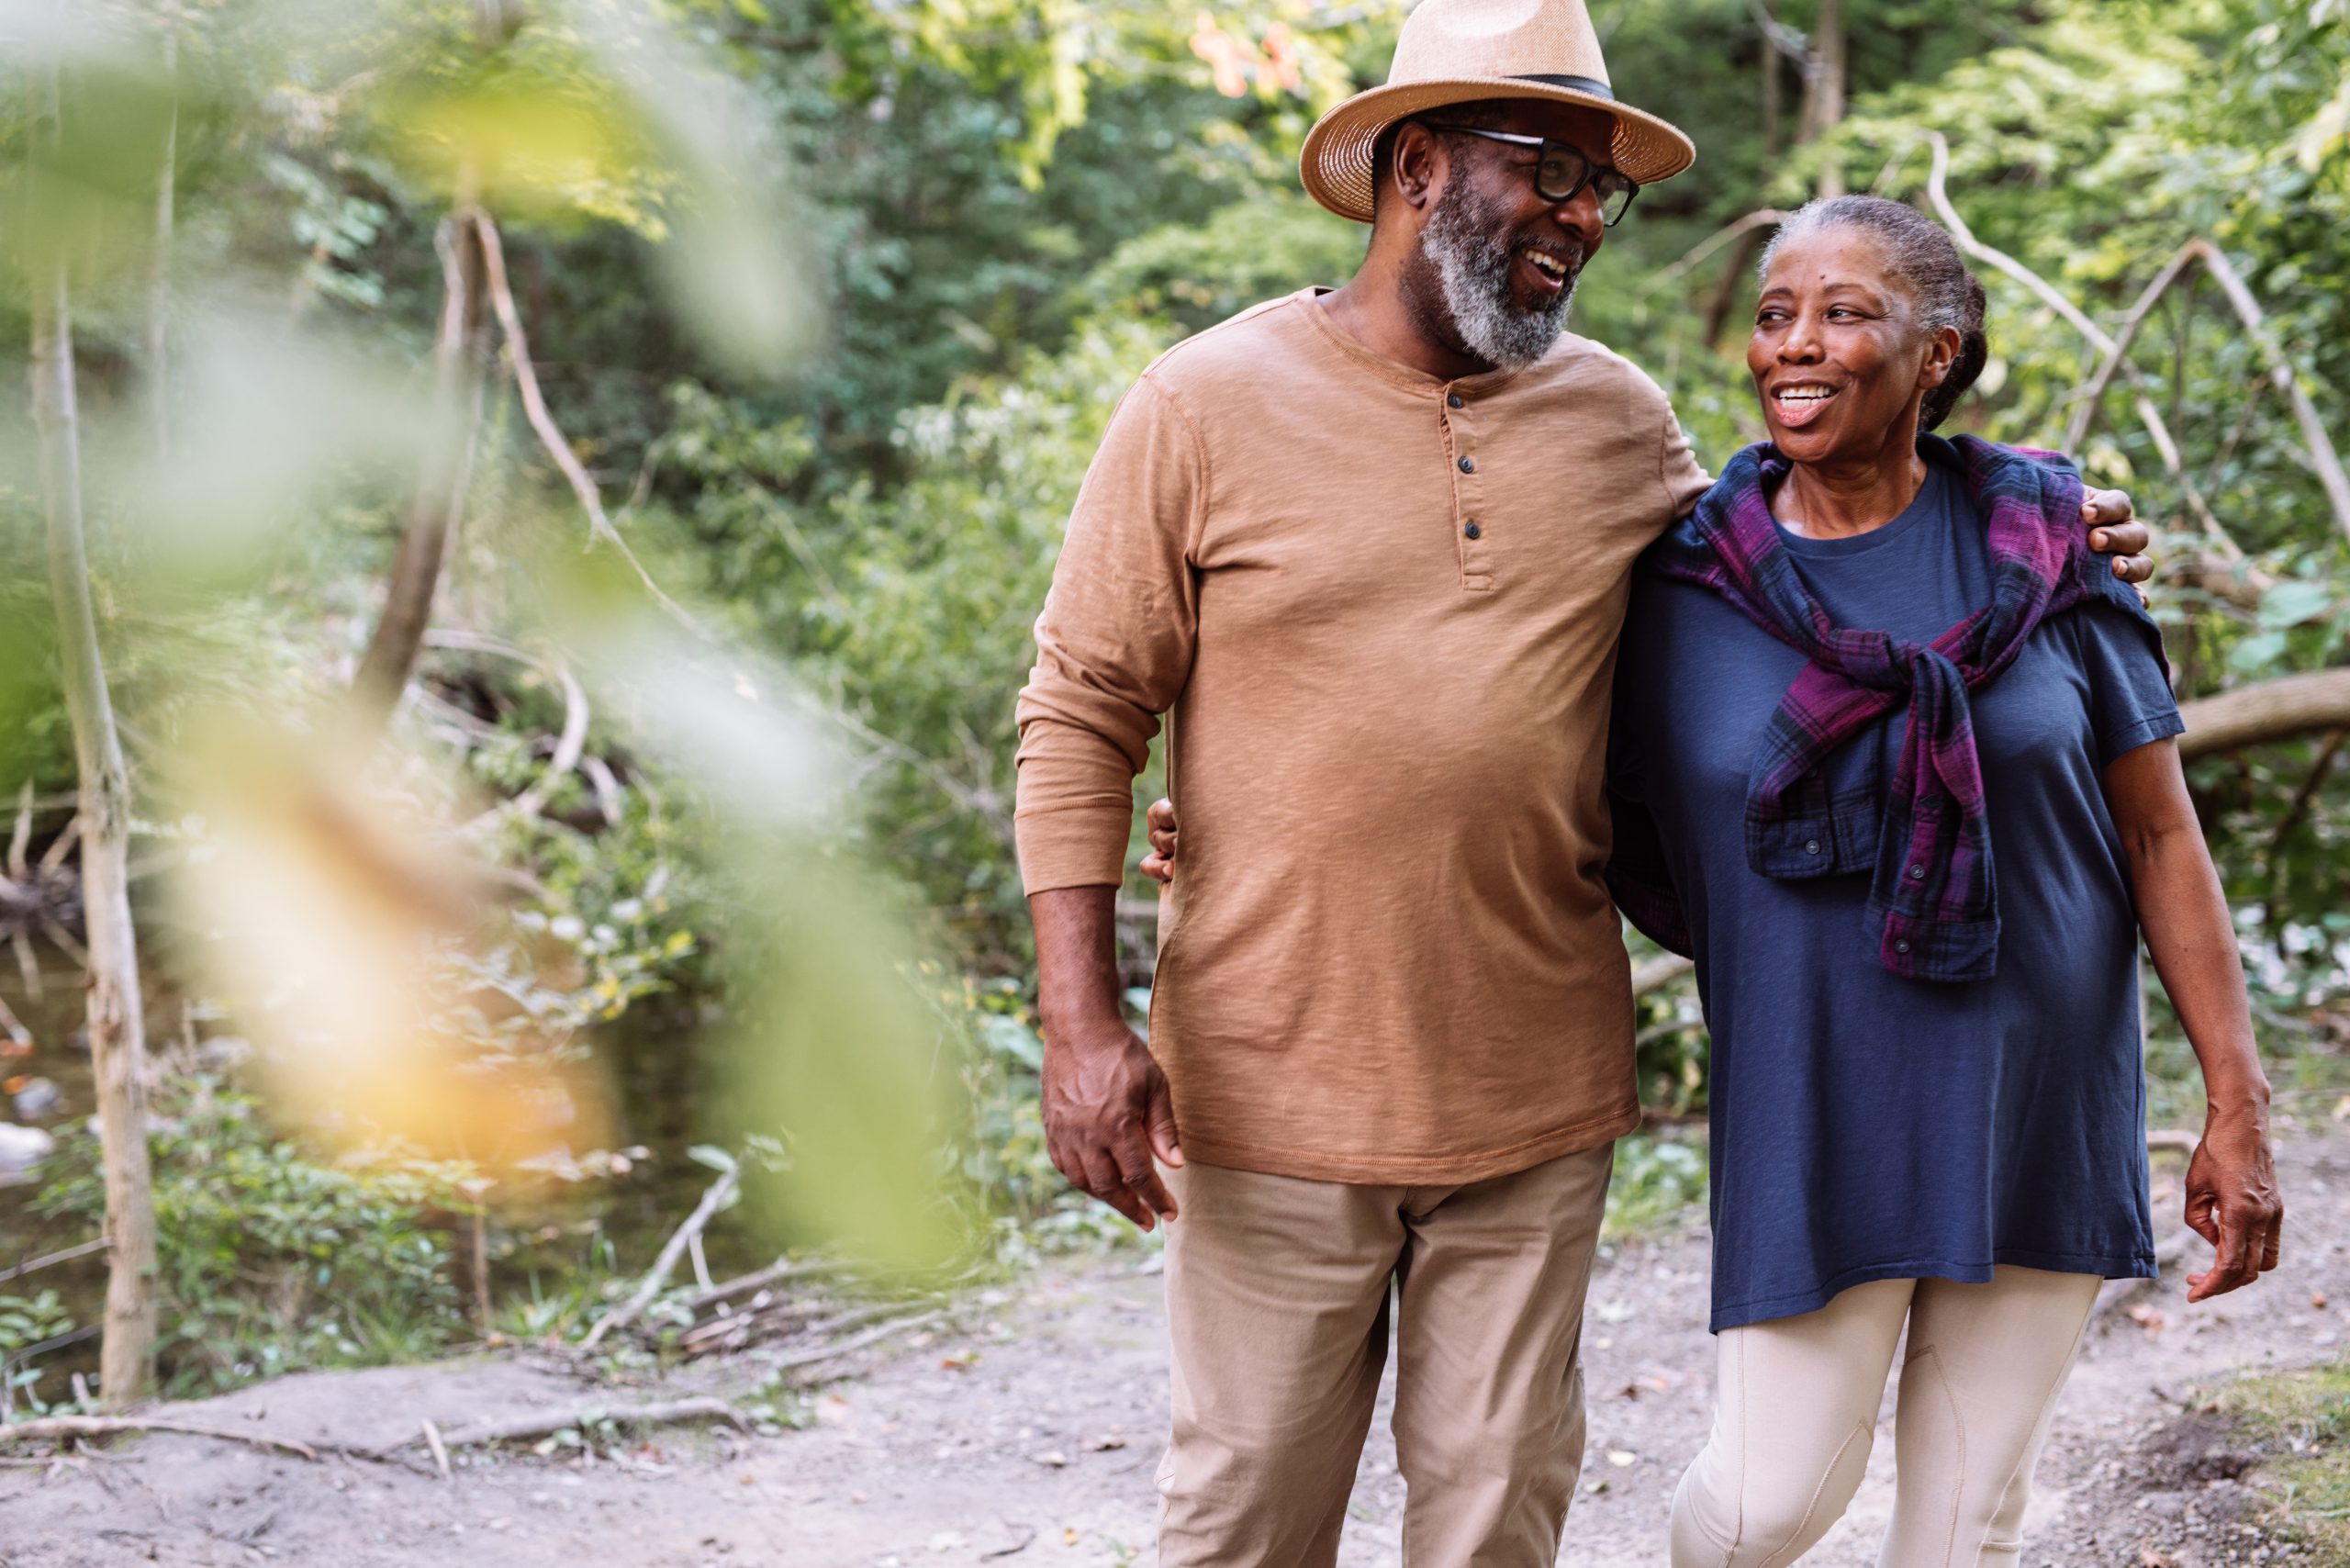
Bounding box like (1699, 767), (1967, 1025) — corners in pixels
(1805, 839), (1821, 855)
(1458, 455), (1475, 474)
(1464, 521), (1482, 540)
(1908, 864), (1926, 879)
(1894, 938), (1912, 955)
(1448, 392), (1465, 409)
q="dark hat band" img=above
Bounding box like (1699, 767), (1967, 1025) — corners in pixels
(1511, 73), (1614, 100)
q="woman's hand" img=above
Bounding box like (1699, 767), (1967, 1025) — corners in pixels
(2184, 1100), (2283, 1301)
(1139, 797), (1180, 883)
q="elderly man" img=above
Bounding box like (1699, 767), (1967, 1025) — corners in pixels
(1011, 0), (2150, 1559)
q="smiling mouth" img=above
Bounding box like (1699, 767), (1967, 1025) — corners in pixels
(1516, 243), (1575, 298)
(1771, 383), (1841, 429)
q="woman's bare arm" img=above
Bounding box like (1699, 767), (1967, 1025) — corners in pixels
(2104, 737), (2282, 1301)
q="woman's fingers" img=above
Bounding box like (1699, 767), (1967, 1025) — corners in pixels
(1140, 796), (1180, 880)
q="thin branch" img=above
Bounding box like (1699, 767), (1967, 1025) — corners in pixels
(2266, 727), (2346, 861)
(578, 1164), (742, 1350)
(1658, 208), (1791, 285)
(7, 782), (30, 880)
(388, 1396), (750, 1452)
(2180, 239), (2350, 544)
(1920, 134), (2229, 543)
(470, 212), (707, 641)
(0, 1238), (107, 1285)
(0, 1417), (318, 1462)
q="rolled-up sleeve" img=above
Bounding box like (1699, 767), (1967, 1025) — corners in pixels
(1013, 374), (1205, 894)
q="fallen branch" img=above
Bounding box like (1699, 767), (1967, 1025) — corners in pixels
(0, 1416), (318, 1462)
(2177, 669), (2350, 758)
(684, 1255), (858, 1315)
(397, 1395), (751, 1452)
(758, 1308), (946, 1377)
(579, 1164), (742, 1350)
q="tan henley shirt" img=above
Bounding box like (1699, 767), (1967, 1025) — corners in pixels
(1013, 289), (1712, 1185)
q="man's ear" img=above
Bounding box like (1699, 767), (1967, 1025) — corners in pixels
(1390, 121), (1444, 213)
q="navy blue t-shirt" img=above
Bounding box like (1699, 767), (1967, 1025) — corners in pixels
(1611, 455), (2181, 1332)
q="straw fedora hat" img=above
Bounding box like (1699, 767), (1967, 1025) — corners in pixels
(1300, 0), (1695, 224)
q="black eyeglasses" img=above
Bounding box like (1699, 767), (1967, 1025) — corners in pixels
(1421, 123), (1640, 227)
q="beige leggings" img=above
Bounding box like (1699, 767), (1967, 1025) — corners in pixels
(1669, 1267), (2103, 1568)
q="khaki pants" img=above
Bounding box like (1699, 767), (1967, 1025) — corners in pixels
(1156, 1144), (1615, 1567)
(1669, 1267), (2103, 1568)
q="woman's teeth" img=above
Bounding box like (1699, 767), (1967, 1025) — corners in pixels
(1773, 385), (1839, 425)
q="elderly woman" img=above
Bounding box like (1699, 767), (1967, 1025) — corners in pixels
(1144, 194), (2283, 1564)
(1600, 196), (2281, 1565)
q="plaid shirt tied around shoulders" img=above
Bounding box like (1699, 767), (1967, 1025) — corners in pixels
(1606, 433), (2164, 985)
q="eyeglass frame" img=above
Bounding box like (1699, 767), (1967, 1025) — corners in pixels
(1416, 122), (1641, 227)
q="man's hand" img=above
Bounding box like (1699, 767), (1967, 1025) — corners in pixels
(1043, 1015), (1183, 1230)
(2184, 1099), (2283, 1302)
(2084, 489), (2153, 599)
(1029, 884), (1182, 1231)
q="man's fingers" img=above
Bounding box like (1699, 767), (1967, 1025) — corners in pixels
(1138, 851), (1173, 884)
(1146, 1075), (1183, 1170)
(1113, 1131), (1178, 1224)
(2259, 1214), (2284, 1272)
(2184, 1192), (2221, 1248)
(1077, 1144), (1153, 1228)
(2082, 491), (2140, 532)
(2110, 552), (2154, 584)
(1146, 798), (1177, 832)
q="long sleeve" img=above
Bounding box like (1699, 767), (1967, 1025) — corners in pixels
(1013, 374), (1206, 893)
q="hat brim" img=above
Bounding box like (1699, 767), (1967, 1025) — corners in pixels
(1300, 77), (1696, 224)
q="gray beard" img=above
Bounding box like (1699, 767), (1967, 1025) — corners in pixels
(1418, 179), (1581, 369)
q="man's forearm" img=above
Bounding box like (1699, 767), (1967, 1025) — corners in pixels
(1030, 884), (1127, 1035)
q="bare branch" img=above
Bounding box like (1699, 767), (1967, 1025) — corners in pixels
(0, 1417), (317, 1462)
(1920, 134), (2231, 545)
(471, 212), (708, 641)
(579, 1164), (742, 1350)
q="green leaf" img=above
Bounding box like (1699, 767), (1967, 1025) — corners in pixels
(2257, 580), (2336, 630)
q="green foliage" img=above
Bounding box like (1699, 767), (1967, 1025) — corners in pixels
(2197, 1361), (2350, 1554)
(0, 1289), (74, 1412)
(32, 1084), (475, 1398)
(1604, 1134), (1709, 1238)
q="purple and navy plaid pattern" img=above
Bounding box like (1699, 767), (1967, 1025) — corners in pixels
(1613, 434), (2158, 983)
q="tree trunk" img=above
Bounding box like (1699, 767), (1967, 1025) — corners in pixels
(350, 210), (490, 726)
(144, 30), (175, 458)
(1758, 2), (1782, 158)
(29, 69), (160, 1409)
(1796, 0), (1844, 196)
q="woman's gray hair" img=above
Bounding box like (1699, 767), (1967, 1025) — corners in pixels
(1758, 195), (1989, 432)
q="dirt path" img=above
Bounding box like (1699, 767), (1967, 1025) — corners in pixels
(5, 1114), (2346, 1568)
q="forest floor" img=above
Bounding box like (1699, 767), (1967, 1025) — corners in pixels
(4, 1106), (2347, 1568)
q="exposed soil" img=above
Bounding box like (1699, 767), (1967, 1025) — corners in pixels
(5, 1111), (2347, 1568)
